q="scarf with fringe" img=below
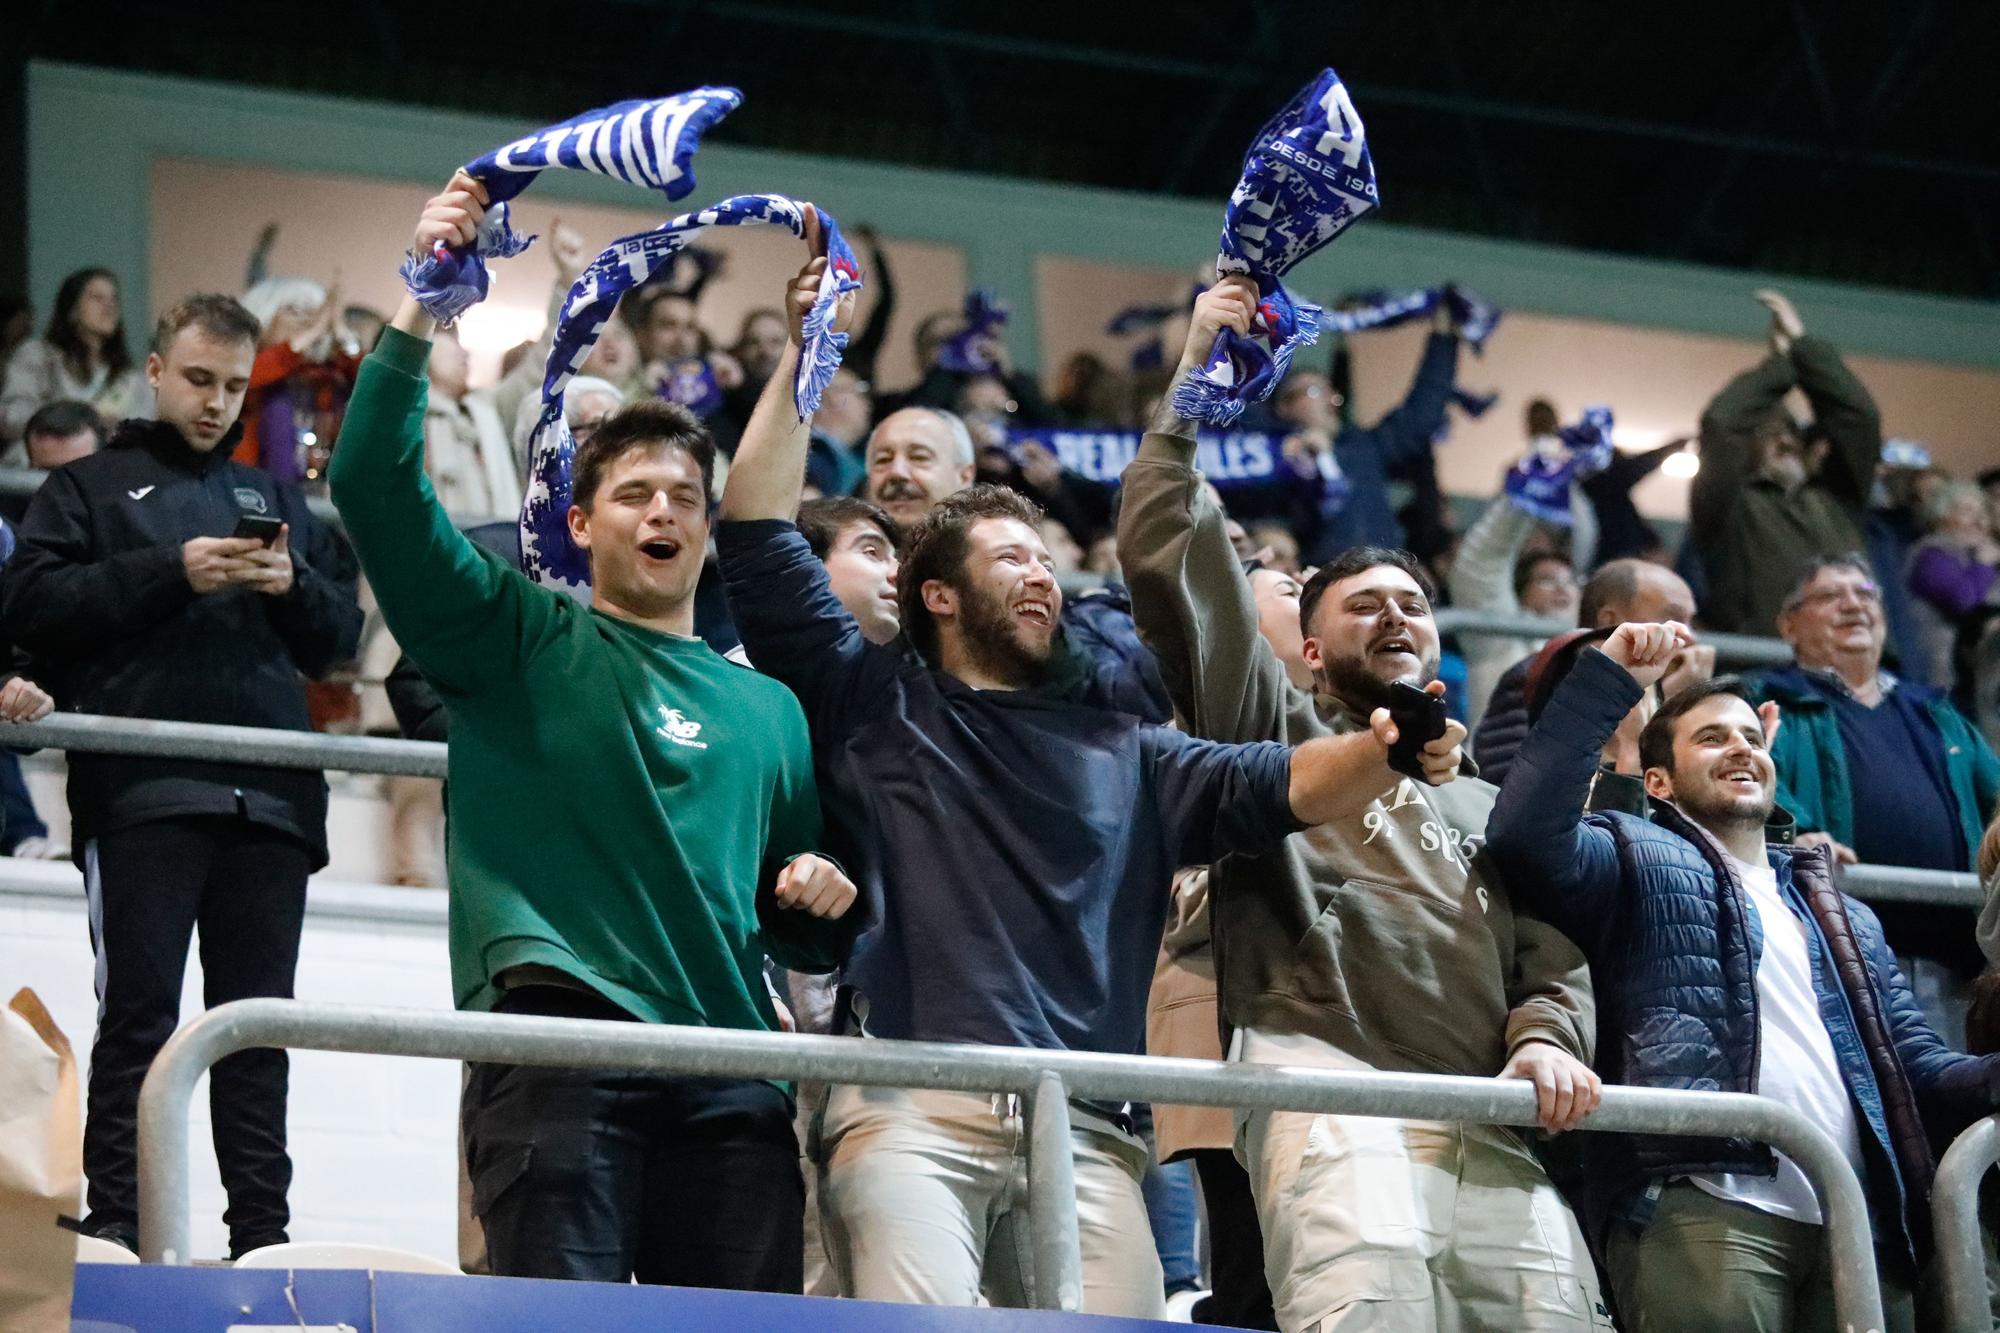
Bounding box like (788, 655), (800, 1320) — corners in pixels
(519, 195), (862, 592)
(1172, 68), (1379, 426)
(400, 88), (742, 324)
(1506, 407), (1615, 524)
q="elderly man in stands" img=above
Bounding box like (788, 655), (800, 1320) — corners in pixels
(1689, 290), (1882, 636)
(1488, 625), (2000, 1333)
(1746, 556), (2000, 1025)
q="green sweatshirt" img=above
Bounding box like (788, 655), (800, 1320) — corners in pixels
(1117, 428), (1595, 1079)
(330, 327), (839, 1032)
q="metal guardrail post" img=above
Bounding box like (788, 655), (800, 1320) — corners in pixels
(1936, 1114), (2000, 1333)
(137, 999), (1888, 1331)
(1025, 1071), (1083, 1313)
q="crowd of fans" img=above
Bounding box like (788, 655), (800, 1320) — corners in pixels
(1, 168), (1998, 1333)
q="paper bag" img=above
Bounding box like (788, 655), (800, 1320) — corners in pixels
(0, 988), (83, 1333)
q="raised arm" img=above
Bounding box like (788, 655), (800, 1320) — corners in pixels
(1450, 487), (1537, 617)
(1485, 624), (1690, 959)
(327, 174), (563, 698)
(1691, 295), (1802, 543)
(1118, 280), (1299, 743)
(1358, 322), (1460, 475)
(718, 208), (853, 524)
(1790, 338), (1881, 512)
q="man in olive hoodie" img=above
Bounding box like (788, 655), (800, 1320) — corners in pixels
(1119, 280), (1606, 1333)
(1689, 290), (1882, 636)
(328, 174), (859, 1291)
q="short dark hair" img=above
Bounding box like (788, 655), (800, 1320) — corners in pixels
(797, 496), (901, 562)
(152, 294), (260, 357)
(1525, 398), (1560, 437)
(23, 399), (104, 443)
(1637, 675), (1753, 776)
(1298, 545), (1435, 639)
(898, 483), (1044, 665)
(1513, 550), (1571, 599)
(571, 399), (716, 511)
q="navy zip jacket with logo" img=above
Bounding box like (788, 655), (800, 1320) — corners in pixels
(0, 417), (362, 865)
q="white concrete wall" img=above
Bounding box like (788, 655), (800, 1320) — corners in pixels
(1, 757), (460, 1263)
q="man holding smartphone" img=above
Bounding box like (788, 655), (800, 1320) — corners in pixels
(0, 292), (362, 1258)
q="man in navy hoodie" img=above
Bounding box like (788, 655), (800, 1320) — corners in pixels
(1486, 621), (2000, 1332)
(0, 293), (361, 1257)
(716, 226), (1471, 1319)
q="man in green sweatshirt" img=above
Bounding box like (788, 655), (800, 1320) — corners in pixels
(328, 173), (858, 1291)
(1118, 281), (1607, 1332)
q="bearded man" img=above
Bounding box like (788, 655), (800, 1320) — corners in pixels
(714, 248), (1454, 1319)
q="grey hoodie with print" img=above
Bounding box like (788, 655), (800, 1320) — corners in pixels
(1117, 427), (1594, 1079)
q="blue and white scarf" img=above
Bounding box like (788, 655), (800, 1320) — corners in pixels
(1173, 68), (1380, 426)
(519, 195), (863, 592)
(400, 88), (742, 324)
(934, 288), (1010, 375)
(1322, 285), (1502, 353)
(1504, 406), (1615, 524)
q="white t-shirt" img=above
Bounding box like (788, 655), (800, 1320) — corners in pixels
(1686, 853), (1867, 1223)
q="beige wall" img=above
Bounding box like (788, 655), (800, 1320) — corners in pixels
(1031, 259), (2000, 521)
(151, 157), (1996, 520)
(149, 157), (966, 391)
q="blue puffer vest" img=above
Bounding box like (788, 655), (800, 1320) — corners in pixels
(1487, 648), (2000, 1266)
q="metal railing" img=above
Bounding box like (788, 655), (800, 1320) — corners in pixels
(2, 712), (1976, 909)
(1936, 1114), (2000, 1333)
(1434, 607), (1795, 667)
(139, 998), (1890, 1329)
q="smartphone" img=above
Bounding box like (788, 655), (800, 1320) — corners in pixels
(232, 514), (284, 547)
(1384, 680), (1449, 782)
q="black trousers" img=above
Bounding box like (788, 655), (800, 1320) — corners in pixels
(464, 986), (805, 1290)
(82, 815), (310, 1253)
(1193, 1148), (1279, 1330)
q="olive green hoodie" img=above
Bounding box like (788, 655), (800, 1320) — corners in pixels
(1117, 427), (1593, 1078)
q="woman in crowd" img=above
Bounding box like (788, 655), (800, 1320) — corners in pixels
(0, 268), (152, 448)
(1908, 479), (2000, 690)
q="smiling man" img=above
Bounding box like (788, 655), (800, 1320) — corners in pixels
(1486, 623), (2000, 1333)
(327, 174), (860, 1292)
(1118, 281), (1605, 1333)
(717, 241), (1453, 1319)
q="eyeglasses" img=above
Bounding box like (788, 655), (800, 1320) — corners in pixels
(1792, 583), (1881, 610)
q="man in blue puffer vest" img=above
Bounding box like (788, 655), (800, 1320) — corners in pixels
(1486, 620), (2000, 1333)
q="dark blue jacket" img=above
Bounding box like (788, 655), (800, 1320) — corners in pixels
(717, 519), (1303, 1059)
(1486, 647), (2000, 1262)
(1308, 331), (1460, 562)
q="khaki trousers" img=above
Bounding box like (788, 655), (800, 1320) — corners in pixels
(1606, 1180), (1915, 1333)
(815, 1085), (1164, 1317)
(1242, 1109), (1610, 1333)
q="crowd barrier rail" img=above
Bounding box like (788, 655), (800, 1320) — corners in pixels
(1937, 1113), (2000, 1333)
(0, 712), (1976, 908)
(140, 997), (1892, 1330)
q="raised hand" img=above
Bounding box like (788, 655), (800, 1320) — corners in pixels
(549, 215), (590, 286)
(1600, 621), (1696, 691)
(413, 170), (490, 257)
(1754, 288), (1804, 355)
(1174, 277), (1258, 377)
